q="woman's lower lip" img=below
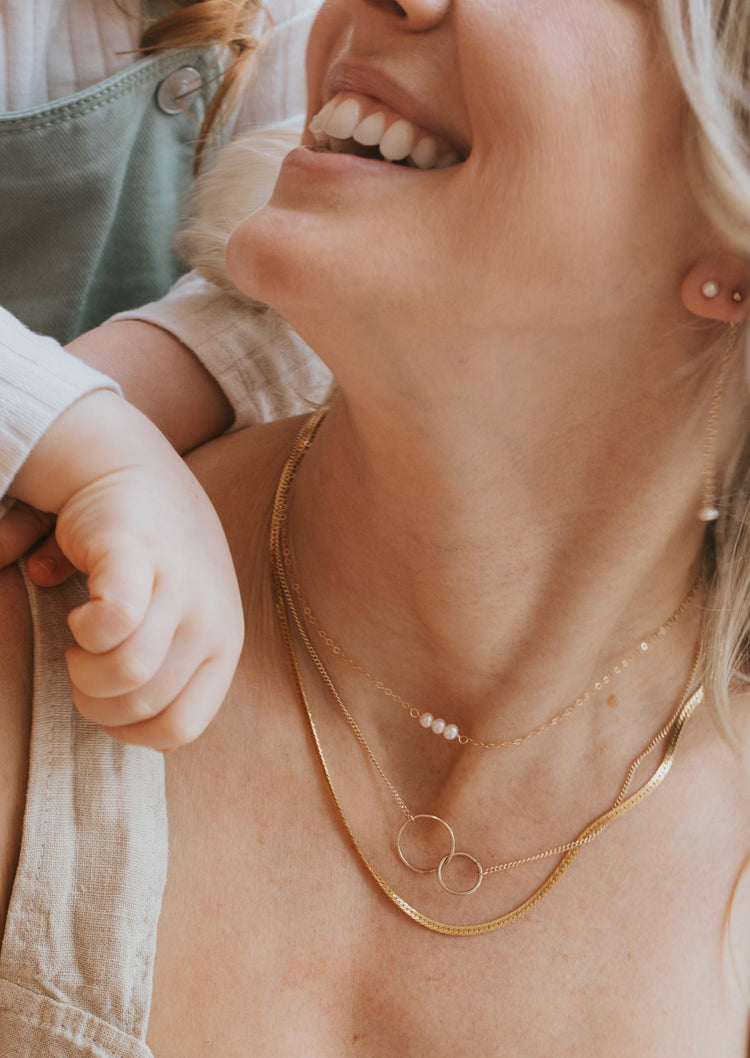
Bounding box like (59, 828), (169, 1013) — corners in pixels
(281, 144), (416, 178)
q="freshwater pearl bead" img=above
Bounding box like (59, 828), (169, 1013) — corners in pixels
(419, 712), (434, 728)
(697, 506), (719, 522)
(431, 718), (446, 735)
(443, 724), (459, 741)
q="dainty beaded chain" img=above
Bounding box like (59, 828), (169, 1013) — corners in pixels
(282, 528), (698, 749)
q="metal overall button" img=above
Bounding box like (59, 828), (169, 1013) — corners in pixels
(156, 67), (203, 115)
(437, 851), (484, 896)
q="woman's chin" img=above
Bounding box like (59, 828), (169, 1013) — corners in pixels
(225, 207), (282, 306)
(225, 204), (324, 316)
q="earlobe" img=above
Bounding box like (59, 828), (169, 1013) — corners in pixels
(682, 259), (750, 322)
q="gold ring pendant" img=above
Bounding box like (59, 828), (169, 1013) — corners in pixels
(396, 814), (484, 895)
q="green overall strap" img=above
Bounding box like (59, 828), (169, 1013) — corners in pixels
(0, 36), (218, 343)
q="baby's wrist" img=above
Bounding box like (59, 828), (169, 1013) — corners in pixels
(10, 390), (182, 513)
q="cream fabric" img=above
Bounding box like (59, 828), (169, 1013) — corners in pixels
(0, 571), (167, 1056)
(0, 308), (122, 489)
(0, 0), (142, 112)
(113, 263), (331, 431)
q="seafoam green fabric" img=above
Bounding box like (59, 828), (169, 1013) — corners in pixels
(0, 46), (216, 343)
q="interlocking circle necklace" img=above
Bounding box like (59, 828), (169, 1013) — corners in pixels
(271, 411), (704, 936)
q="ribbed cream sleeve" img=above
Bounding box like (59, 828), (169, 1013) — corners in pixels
(0, 308), (120, 494)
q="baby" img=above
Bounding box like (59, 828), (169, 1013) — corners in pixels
(3, 377), (243, 752)
(1, 128), (331, 751)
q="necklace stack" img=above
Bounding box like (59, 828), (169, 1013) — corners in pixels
(271, 410), (705, 936)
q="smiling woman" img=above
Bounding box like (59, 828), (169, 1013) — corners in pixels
(3, 0), (750, 1056)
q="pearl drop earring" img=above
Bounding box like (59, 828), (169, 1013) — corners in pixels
(697, 323), (739, 522)
(702, 280), (721, 299)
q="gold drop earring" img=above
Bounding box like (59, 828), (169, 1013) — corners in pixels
(697, 319), (740, 522)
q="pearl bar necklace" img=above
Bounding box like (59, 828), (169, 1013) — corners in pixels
(281, 524), (698, 750)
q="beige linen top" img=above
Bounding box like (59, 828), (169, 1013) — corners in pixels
(0, 572), (167, 1057)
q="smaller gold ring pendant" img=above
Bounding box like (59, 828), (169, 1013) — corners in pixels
(437, 852), (484, 896)
(396, 814), (484, 896)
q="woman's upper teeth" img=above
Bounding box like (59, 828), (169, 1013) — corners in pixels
(309, 93), (461, 170)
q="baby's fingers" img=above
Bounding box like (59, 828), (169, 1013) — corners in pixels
(98, 656), (233, 751)
(67, 541), (156, 653)
(66, 587), (180, 698)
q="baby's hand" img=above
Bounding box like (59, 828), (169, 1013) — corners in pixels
(9, 390), (244, 750)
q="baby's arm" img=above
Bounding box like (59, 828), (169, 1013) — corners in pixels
(0, 127), (329, 749)
(11, 386), (244, 751)
(0, 308), (243, 750)
(65, 318), (234, 453)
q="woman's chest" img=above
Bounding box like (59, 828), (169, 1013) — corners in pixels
(147, 691), (750, 1057)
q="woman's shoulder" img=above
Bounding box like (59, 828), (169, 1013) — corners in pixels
(185, 415), (308, 591)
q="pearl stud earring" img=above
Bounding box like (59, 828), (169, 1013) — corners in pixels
(702, 280), (721, 299)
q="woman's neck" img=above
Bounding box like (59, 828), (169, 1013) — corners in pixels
(286, 321), (729, 743)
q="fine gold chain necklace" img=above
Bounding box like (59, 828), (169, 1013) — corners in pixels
(281, 525), (698, 749)
(271, 411), (704, 936)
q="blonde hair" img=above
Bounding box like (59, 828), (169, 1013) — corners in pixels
(138, 0), (269, 173)
(657, 0), (750, 749)
(176, 122), (302, 287)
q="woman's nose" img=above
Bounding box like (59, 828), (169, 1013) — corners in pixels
(356, 0), (451, 31)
